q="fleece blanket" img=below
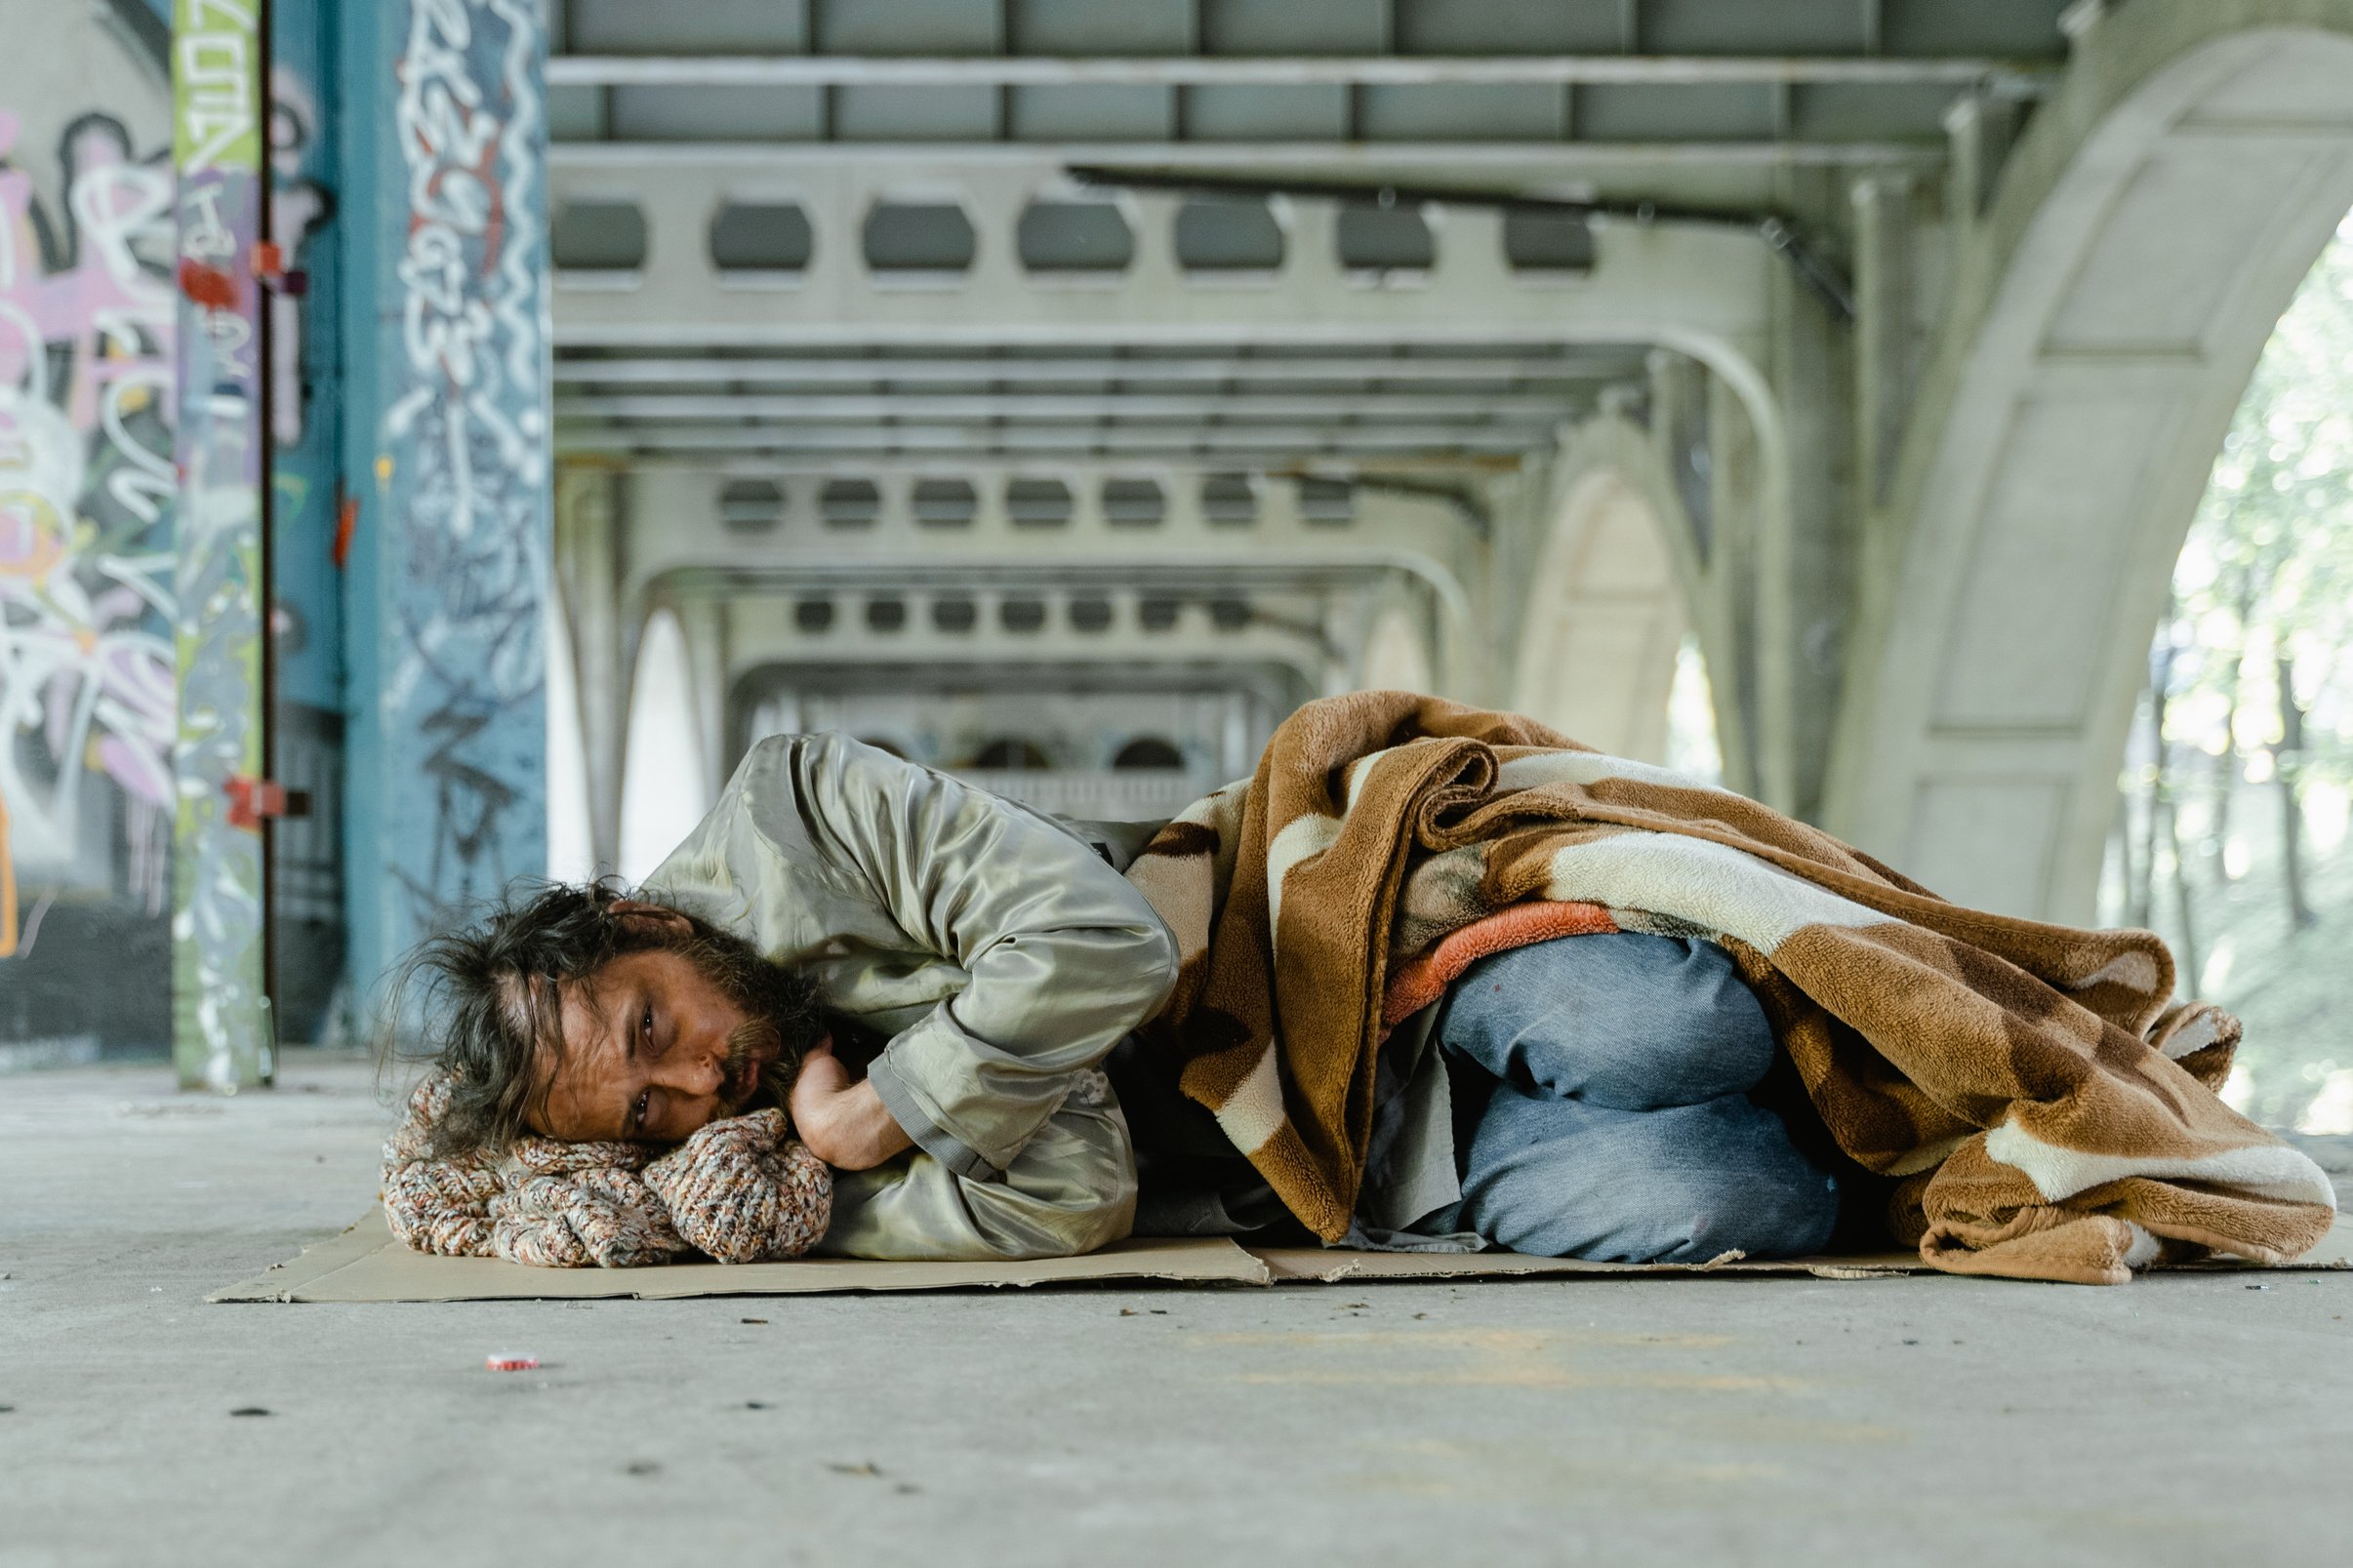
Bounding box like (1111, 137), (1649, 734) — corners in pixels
(1121, 693), (2337, 1285)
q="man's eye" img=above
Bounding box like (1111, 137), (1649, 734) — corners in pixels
(633, 1092), (650, 1133)
(640, 1006), (654, 1039)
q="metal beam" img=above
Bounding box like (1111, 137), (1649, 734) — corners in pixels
(170, 0), (272, 1092)
(1066, 166), (1857, 323)
(668, 560), (1442, 602)
(617, 464), (1486, 627)
(545, 152), (1779, 353)
(608, 449), (1525, 475)
(551, 354), (1637, 385)
(554, 391), (1580, 420)
(558, 423), (1549, 456)
(548, 54), (2049, 89)
(550, 141), (1946, 170)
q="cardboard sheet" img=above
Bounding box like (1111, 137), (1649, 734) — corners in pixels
(1250, 1247), (1930, 1282)
(1258, 1209), (2353, 1284)
(215, 1207), (2353, 1304)
(210, 1208), (1272, 1303)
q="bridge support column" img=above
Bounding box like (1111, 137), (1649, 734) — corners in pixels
(1826, 5), (2353, 921)
(339, 0), (552, 1006)
(1764, 247), (1858, 824)
(672, 595), (731, 804)
(1851, 175), (1921, 510)
(554, 462), (624, 874)
(170, 0), (271, 1089)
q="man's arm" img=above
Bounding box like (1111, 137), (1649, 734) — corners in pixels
(787, 732), (1180, 1179)
(788, 1036), (912, 1170)
(655, 731), (1177, 1182)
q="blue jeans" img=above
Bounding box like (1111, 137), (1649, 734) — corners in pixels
(1416, 932), (1841, 1263)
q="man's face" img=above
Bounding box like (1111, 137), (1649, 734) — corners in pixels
(531, 947), (781, 1145)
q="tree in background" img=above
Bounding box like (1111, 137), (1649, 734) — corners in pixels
(2118, 213), (2353, 1129)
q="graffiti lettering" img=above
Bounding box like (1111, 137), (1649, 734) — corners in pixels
(386, 702), (522, 913)
(382, 0), (548, 939)
(170, 0), (269, 1088)
(173, 2), (260, 176)
(0, 109), (176, 911)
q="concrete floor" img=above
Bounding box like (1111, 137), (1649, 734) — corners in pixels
(3, 1051), (2348, 1568)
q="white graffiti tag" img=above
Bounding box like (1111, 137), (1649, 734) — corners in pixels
(0, 109), (177, 899)
(384, 0), (548, 932)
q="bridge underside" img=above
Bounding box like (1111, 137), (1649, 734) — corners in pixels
(9, 1), (2353, 1069)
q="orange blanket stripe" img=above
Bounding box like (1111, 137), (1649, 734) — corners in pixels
(1379, 901), (1617, 1031)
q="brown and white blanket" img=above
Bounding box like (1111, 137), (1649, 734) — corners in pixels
(1123, 692), (2336, 1285)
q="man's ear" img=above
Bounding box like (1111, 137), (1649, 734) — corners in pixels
(609, 898), (692, 936)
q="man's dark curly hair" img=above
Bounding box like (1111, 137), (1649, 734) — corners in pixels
(380, 878), (820, 1158)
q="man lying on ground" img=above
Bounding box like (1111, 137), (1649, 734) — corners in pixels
(380, 696), (2336, 1283)
(383, 725), (1171, 1265)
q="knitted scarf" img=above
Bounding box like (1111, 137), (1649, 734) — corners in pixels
(1121, 692), (2338, 1286)
(382, 1076), (832, 1267)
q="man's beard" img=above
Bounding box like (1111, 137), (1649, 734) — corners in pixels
(661, 918), (829, 1117)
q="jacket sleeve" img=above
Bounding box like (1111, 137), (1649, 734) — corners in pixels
(768, 733), (1179, 1181)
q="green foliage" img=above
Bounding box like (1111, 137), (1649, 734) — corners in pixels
(2118, 212), (2353, 1130)
(2170, 215), (2353, 781)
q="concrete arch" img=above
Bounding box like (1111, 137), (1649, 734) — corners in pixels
(1358, 601), (1435, 697)
(1511, 420), (1706, 766)
(544, 586), (597, 883)
(1827, 5), (2353, 923)
(617, 606), (711, 883)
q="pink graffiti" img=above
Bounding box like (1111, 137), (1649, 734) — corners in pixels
(0, 105), (178, 887)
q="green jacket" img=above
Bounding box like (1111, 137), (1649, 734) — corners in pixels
(643, 733), (1179, 1260)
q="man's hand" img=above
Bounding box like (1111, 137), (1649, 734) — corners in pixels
(788, 1038), (916, 1172)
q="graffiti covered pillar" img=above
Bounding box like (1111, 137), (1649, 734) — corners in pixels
(338, 1), (550, 1011)
(171, 0), (272, 1090)
(0, 5), (179, 1065)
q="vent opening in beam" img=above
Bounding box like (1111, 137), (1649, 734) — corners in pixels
(820, 477), (882, 528)
(553, 199), (648, 270)
(1336, 201), (1436, 272)
(1504, 210), (1597, 271)
(1018, 200), (1135, 271)
(1174, 197), (1285, 271)
(718, 476), (785, 532)
(864, 201), (978, 272)
(1203, 472), (1259, 524)
(1299, 476), (1357, 525)
(1007, 476), (1075, 527)
(913, 477), (978, 527)
(1114, 737), (1185, 769)
(710, 201), (814, 272)
(1103, 477), (1165, 527)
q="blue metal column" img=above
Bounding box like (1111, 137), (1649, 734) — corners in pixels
(265, 0), (353, 1048)
(337, 1), (550, 1013)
